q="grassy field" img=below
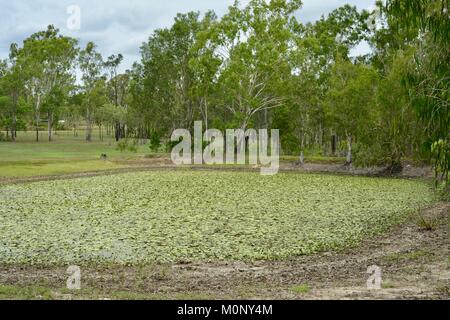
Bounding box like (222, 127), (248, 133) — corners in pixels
(0, 131), (148, 177)
(0, 130), (348, 178)
(0, 170), (434, 265)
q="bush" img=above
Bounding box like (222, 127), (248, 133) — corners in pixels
(0, 132), (12, 142)
(165, 138), (182, 153)
(149, 132), (161, 152)
(431, 139), (449, 186)
(116, 139), (138, 153)
(413, 208), (438, 231)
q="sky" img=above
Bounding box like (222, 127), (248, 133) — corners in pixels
(0, 0), (375, 72)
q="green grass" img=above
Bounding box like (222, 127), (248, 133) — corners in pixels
(0, 130), (353, 178)
(383, 250), (434, 263)
(0, 284), (53, 300)
(0, 160), (123, 177)
(0, 131), (148, 162)
(280, 155), (346, 164)
(290, 284), (311, 294)
(381, 280), (396, 289)
(0, 170), (435, 265)
(0, 130), (149, 178)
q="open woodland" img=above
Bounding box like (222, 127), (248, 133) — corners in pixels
(0, 0), (449, 300)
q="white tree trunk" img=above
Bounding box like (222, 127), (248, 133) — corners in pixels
(346, 135), (353, 164)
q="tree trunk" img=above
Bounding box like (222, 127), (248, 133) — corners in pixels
(205, 101), (208, 133)
(35, 96), (41, 142)
(115, 123), (121, 142)
(11, 115), (16, 142)
(331, 134), (337, 156)
(48, 112), (53, 142)
(86, 124), (92, 141)
(86, 110), (92, 142)
(264, 108), (268, 129)
(346, 135), (353, 164)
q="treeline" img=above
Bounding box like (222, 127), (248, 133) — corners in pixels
(0, 0), (448, 183)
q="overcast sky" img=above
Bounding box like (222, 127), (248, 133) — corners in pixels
(0, 0), (375, 72)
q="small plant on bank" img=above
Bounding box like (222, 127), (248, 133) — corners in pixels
(291, 284), (311, 294)
(413, 208), (438, 231)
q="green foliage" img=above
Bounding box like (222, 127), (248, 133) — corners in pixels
(384, 0), (450, 184)
(165, 138), (182, 153)
(13, 25), (78, 141)
(291, 284), (311, 294)
(116, 139), (138, 153)
(0, 132), (12, 142)
(324, 58), (378, 163)
(354, 50), (421, 167)
(0, 171), (434, 265)
(431, 139), (450, 186)
(149, 132), (161, 153)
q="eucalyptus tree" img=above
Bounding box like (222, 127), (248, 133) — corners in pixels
(212, 0), (302, 131)
(79, 42), (105, 141)
(15, 25), (78, 142)
(63, 90), (84, 137)
(355, 50), (421, 169)
(108, 72), (130, 139)
(287, 4), (372, 153)
(385, 0), (450, 184)
(189, 11), (221, 132)
(0, 46), (28, 141)
(324, 58), (378, 164)
(104, 54), (126, 141)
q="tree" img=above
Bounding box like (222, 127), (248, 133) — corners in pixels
(104, 54), (125, 141)
(355, 50), (421, 169)
(189, 11), (221, 132)
(135, 11), (205, 136)
(278, 4), (371, 154)
(0, 47), (28, 141)
(63, 90), (84, 137)
(213, 0), (302, 131)
(385, 0), (450, 184)
(16, 25), (78, 142)
(79, 42), (105, 141)
(325, 58), (378, 164)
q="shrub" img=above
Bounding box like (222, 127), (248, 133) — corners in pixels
(165, 138), (182, 153)
(149, 132), (161, 152)
(413, 208), (438, 231)
(116, 139), (138, 153)
(291, 284), (311, 294)
(0, 132), (12, 142)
